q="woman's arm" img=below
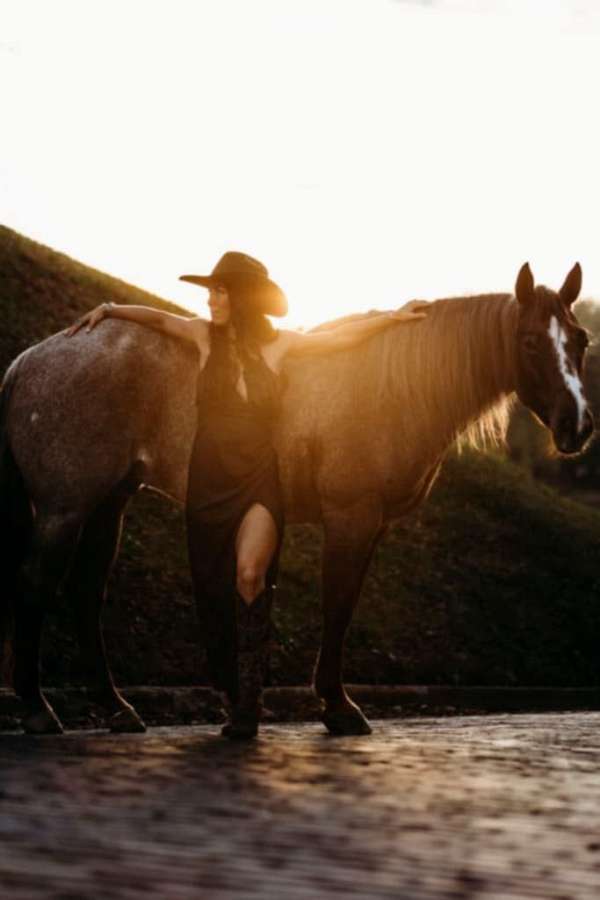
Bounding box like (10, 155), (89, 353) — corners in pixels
(284, 300), (429, 358)
(64, 302), (206, 345)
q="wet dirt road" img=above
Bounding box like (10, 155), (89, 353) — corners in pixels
(1, 713), (600, 899)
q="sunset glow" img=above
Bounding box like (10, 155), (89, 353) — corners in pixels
(2, 0), (600, 328)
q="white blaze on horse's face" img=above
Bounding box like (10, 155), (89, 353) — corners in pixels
(547, 316), (587, 433)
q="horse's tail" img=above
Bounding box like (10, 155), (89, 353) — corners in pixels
(0, 358), (33, 686)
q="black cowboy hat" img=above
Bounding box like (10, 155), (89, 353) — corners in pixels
(179, 251), (288, 317)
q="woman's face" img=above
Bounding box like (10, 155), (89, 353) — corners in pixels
(207, 283), (231, 326)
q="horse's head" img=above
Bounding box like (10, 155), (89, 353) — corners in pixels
(514, 262), (593, 454)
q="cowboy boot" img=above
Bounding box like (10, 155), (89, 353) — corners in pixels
(221, 587), (272, 740)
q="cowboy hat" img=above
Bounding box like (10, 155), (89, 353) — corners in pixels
(179, 251), (287, 317)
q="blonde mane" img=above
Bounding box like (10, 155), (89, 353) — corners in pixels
(319, 294), (520, 452)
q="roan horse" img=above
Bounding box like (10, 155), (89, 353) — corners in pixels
(0, 263), (593, 736)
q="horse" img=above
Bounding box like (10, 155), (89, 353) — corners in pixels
(0, 262), (593, 736)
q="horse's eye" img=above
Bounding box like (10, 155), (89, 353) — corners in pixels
(522, 334), (539, 354)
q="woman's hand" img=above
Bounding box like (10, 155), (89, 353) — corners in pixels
(388, 300), (430, 323)
(64, 303), (112, 337)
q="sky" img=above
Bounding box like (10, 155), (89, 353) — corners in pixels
(2, 0), (600, 328)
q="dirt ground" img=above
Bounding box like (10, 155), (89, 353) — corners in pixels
(1, 712), (600, 898)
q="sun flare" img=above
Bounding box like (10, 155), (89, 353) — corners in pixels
(2, 1), (600, 330)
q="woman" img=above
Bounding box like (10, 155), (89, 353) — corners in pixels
(67, 252), (427, 738)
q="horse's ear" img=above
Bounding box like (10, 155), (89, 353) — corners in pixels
(515, 262), (535, 305)
(559, 262), (582, 307)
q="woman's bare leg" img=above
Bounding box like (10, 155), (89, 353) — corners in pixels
(235, 503), (278, 605)
(221, 503), (279, 738)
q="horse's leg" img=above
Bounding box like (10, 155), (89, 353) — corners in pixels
(64, 491), (146, 734)
(0, 439), (33, 685)
(14, 512), (81, 734)
(315, 498), (384, 736)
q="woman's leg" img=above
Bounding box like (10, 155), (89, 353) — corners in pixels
(234, 503), (279, 605)
(221, 503), (280, 738)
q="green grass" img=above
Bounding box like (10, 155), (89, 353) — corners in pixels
(2, 225), (600, 687)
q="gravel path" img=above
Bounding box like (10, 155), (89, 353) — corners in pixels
(1, 713), (600, 898)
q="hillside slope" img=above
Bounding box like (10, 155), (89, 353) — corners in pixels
(1, 225), (599, 687)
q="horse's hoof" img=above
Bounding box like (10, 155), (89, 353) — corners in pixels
(22, 707), (64, 735)
(109, 707), (147, 734)
(322, 706), (373, 736)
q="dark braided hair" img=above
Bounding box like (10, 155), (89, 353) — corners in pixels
(227, 279), (278, 349)
(203, 279), (278, 404)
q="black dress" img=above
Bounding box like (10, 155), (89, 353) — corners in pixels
(185, 327), (284, 697)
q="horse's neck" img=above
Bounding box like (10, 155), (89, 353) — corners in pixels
(388, 293), (518, 453)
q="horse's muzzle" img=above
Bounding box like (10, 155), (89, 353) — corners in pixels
(552, 407), (594, 455)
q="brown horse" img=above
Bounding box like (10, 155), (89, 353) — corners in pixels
(0, 263), (593, 735)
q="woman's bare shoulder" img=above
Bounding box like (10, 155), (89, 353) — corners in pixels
(257, 329), (295, 372)
(271, 329), (300, 353)
(187, 316), (210, 347)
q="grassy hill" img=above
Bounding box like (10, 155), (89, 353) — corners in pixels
(2, 224), (600, 688)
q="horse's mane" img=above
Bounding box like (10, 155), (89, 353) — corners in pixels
(313, 294), (519, 451)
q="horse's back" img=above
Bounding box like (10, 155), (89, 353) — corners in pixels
(4, 322), (198, 514)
